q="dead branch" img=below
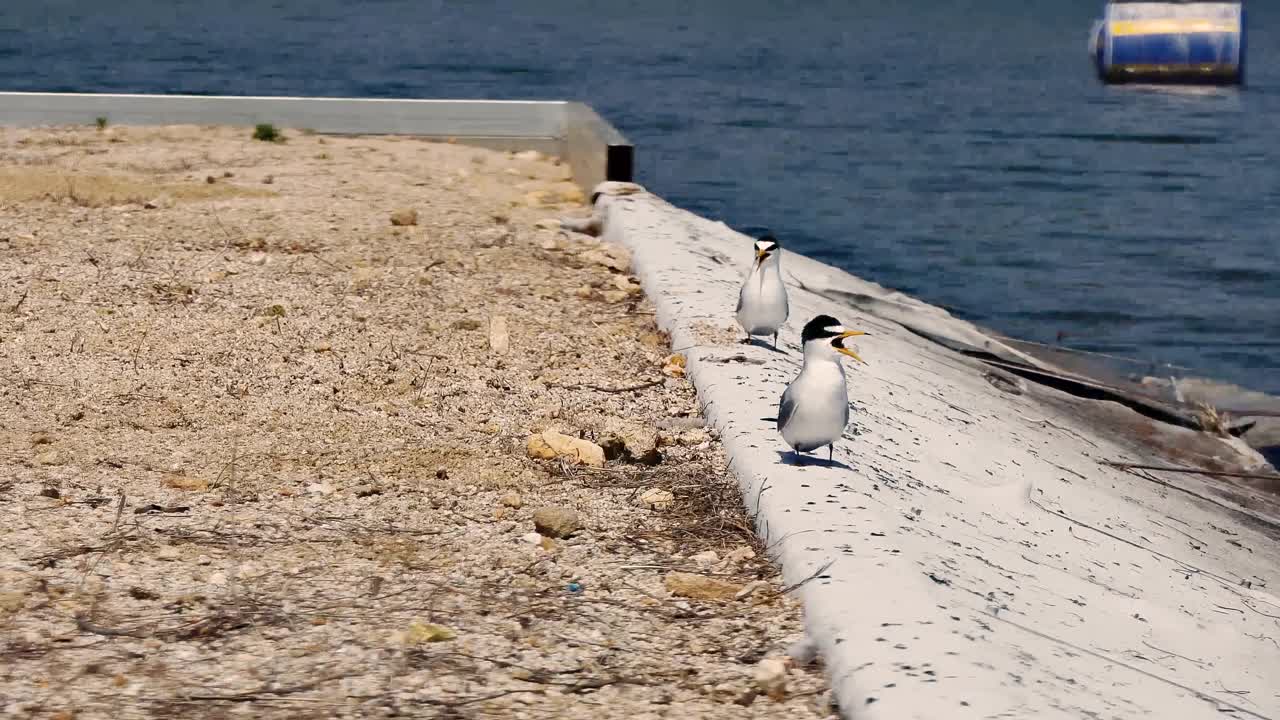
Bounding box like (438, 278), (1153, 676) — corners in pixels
(548, 378), (665, 394)
(74, 613), (148, 639)
(753, 559), (834, 606)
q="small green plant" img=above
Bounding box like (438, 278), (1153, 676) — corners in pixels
(94, 116), (108, 131)
(252, 123), (284, 143)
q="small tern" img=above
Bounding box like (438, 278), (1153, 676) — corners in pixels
(777, 314), (867, 463)
(736, 234), (788, 348)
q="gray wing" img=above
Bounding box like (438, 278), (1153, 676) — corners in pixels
(777, 384), (797, 433)
(735, 281), (745, 313)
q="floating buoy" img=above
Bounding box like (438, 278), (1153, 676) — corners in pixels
(1091, 2), (1245, 85)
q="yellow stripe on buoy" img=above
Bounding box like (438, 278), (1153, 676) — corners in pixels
(1110, 19), (1237, 36)
(1115, 64), (1237, 74)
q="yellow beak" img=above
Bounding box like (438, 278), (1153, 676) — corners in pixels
(754, 248), (767, 265)
(836, 330), (866, 363)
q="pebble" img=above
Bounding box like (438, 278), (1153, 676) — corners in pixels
(663, 572), (742, 601)
(753, 657), (788, 700)
(525, 430), (605, 467)
(661, 354), (686, 378)
(307, 480), (337, 496)
(636, 488), (674, 511)
(582, 248), (631, 273)
(690, 550), (720, 568)
(532, 507), (582, 539)
(390, 208), (418, 226)
(33, 450), (61, 466)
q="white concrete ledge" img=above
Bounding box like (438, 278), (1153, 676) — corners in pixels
(0, 92), (632, 194)
(597, 185), (1280, 719)
(0, 92), (565, 137)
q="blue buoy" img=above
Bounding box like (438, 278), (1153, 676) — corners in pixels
(1091, 2), (1245, 85)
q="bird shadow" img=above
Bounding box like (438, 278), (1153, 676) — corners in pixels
(775, 450), (853, 471)
(741, 337), (789, 355)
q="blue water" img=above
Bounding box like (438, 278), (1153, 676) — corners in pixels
(3, 0), (1278, 394)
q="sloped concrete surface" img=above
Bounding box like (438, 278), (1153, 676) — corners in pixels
(595, 185), (1280, 719)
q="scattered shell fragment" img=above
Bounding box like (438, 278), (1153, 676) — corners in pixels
(636, 488), (675, 510)
(662, 354), (687, 378)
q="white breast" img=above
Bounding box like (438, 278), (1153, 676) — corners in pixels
(781, 360), (849, 452)
(736, 263), (788, 335)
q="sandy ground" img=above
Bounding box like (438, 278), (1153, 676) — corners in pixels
(0, 125), (833, 719)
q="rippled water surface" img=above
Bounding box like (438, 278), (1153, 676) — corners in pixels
(3, 0), (1277, 392)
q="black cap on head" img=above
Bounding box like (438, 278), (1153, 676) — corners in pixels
(801, 314), (842, 343)
(758, 234), (780, 249)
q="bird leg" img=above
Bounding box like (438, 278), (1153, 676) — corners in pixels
(772, 332), (778, 350)
(828, 445), (834, 463)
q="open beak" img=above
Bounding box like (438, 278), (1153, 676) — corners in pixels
(754, 249), (768, 266)
(835, 330), (867, 363)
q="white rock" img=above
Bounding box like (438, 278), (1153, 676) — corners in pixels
(753, 657), (788, 700)
(636, 487), (674, 510)
(690, 550), (720, 568)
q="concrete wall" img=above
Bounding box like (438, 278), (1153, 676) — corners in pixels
(595, 182), (1280, 720)
(0, 92), (632, 194)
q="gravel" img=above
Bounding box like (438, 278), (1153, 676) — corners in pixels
(0, 124), (834, 719)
